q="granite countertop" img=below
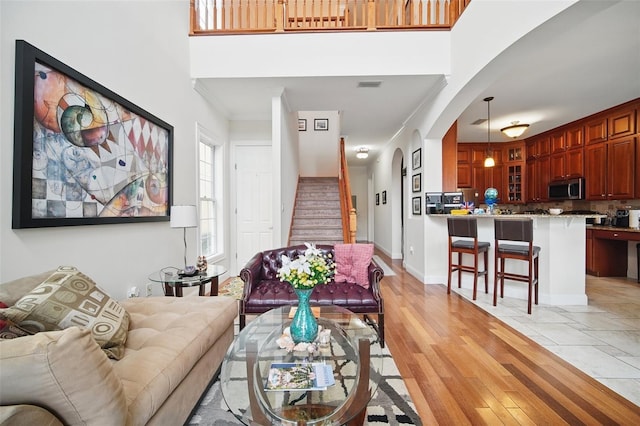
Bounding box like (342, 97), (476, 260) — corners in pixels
(429, 213), (606, 219)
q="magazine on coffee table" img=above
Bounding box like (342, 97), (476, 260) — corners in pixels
(265, 362), (335, 391)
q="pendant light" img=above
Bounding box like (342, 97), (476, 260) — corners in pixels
(483, 96), (495, 168)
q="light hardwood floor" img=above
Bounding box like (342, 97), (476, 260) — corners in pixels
(376, 251), (640, 425)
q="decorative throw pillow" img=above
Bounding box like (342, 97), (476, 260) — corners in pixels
(0, 266), (129, 360)
(0, 318), (34, 339)
(334, 244), (353, 283)
(333, 244), (374, 288)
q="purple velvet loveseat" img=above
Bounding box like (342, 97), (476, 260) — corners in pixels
(239, 244), (385, 347)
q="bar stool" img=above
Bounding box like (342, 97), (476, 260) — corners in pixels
(447, 217), (490, 300)
(493, 218), (541, 314)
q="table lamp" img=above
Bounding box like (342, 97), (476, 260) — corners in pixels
(170, 205), (198, 270)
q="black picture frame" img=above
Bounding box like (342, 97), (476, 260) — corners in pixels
(314, 118), (329, 131)
(412, 173), (421, 193)
(298, 119), (306, 131)
(382, 190), (387, 204)
(412, 148), (421, 170)
(12, 40), (173, 228)
(376, 193), (380, 205)
(412, 197), (422, 215)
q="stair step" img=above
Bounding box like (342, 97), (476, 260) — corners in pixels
(296, 192), (340, 200)
(296, 200), (341, 209)
(290, 239), (344, 246)
(293, 219), (342, 227)
(294, 210), (341, 218)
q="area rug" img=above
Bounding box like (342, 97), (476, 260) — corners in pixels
(372, 255), (396, 277)
(187, 348), (422, 426)
(218, 277), (244, 299)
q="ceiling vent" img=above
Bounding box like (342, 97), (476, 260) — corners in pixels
(357, 81), (382, 88)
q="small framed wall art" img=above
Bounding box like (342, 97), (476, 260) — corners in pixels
(314, 118), (329, 131)
(412, 173), (421, 193)
(412, 148), (421, 170)
(412, 196), (422, 215)
(376, 193), (380, 205)
(298, 119), (307, 131)
(382, 190), (387, 204)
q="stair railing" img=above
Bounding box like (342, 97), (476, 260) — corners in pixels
(339, 138), (357, 243)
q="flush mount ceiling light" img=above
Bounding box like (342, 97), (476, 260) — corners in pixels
(501, 121), (530, 139)
(483, 96), (495, 168)
(356, 147), (369, 159)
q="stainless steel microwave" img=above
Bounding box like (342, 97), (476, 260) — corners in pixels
(548, 178), (584, 200)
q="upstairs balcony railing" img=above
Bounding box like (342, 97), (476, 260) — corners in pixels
(190, 0), (471, 34)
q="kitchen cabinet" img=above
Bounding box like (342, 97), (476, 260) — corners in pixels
(504, 143), (524, 203)
(457, 144), (472, 188)
(526, 155), (550, 202)
(549, 126), (584, 181)
(585, 229), (594, 274)
(526, 136), (550, 160)
(585, 136), (636, 200)
(550, 147), (584, 181)
(585, 104), (636, 145)
(587, 228), (640, 276)
(471, 148), (504, 204)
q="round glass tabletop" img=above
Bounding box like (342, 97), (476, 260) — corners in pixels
(220, 305), (382, 425)
(147, 265), (226, 286)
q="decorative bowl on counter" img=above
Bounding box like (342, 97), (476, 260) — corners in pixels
(549, 208), (563, 215)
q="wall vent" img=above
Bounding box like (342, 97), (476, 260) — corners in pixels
(472, 118), (487, 125)
(357, 81), (382, 88)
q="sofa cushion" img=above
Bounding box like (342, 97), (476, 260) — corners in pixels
(0, 266), (129, 360)
(0, 269), (56, 307)
(333, 243), (374, 288)
(0, 327), (128, 426)
(116, 296), (237, 426)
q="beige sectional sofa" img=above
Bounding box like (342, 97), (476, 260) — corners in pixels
(0, 269), (237, 425)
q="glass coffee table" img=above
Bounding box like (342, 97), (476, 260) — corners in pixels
(147, 265), (226, 297)
(220, 305), (382, 425)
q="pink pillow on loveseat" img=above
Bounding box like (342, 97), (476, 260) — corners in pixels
(334, 244), (374, 288)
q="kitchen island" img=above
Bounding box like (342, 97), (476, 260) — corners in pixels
(424, 214), (603, 306)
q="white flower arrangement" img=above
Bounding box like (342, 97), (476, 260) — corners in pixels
(277, 243), (335, 290)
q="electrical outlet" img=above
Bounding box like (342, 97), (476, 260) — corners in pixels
(146, 282), (153, 297)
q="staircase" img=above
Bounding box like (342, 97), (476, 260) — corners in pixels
(289, 177), (344, 246)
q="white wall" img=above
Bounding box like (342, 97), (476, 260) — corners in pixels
(276, 95), (300, 245)
(0, 0), (228, 299)
(347, 165), (369, 242)
(297, 111), (340, 177)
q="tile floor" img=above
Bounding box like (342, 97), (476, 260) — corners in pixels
(451, 275), (640, 407)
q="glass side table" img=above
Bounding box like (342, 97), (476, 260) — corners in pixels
(220, 305), (382, 425)
(147, 265), (226, 297)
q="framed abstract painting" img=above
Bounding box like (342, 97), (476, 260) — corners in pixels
(12, 40), (173, 228)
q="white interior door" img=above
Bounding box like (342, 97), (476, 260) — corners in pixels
(235, 144), (273, 272)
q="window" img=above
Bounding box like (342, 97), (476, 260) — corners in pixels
(197, 124), (223, 260)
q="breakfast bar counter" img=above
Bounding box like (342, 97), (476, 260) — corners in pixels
(424, 214), (603, 306)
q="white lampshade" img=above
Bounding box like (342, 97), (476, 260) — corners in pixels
(170, 205), (198, 228)
(484, 156), (495, 168)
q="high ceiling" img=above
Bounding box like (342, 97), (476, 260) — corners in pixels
(197, 1), (640, 165)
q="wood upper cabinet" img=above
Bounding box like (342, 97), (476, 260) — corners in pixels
(457, 144), (472, 188)
(525, 156), (550, 202)
(608, 137), (636, 199)
(637, 136), (640, 199)
(526, 136), (550, 159)
(550, 131), (566, 154)
(586, 104), (636, 144)
(566, 125), (584, 150)
(585, 136), (636, 200)
(550, 146), (584, 181)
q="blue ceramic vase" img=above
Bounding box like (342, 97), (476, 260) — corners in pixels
(290, 288), (318, 343)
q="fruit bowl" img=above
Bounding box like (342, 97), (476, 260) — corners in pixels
(549, 208), (563, 215)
